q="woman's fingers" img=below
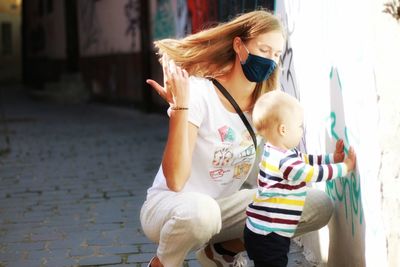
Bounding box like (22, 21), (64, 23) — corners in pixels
(146, 79), (166, 97)
(154, 56), (189, 106)
(162, 55), (173, 86)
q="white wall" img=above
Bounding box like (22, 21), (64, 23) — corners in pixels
(78, 0), (141, 57)
(374, 2), (400, 265)
(276, 0), (399, 266)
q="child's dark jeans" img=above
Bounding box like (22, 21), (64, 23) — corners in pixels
(244, 225), (290, 267)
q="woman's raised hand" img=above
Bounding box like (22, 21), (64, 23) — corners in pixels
(146, 54), (189, 108)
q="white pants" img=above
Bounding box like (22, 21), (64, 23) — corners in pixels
(140, 189), (333, 267)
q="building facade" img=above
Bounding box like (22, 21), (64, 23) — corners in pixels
(22, 0), (273, 109)
(0, 0), (22, 82)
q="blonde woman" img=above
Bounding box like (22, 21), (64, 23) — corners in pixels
(140, 9), (334, 267)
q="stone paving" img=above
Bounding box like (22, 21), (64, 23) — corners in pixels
(0, 85), (312, 267)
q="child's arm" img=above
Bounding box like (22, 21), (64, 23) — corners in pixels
(280, 146), (356, 183)
(298, 139), (345, 165)
(344, 146), (356, 171)
(333, 139), (345, 163)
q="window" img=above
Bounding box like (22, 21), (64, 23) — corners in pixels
(1, 23), (12, 55)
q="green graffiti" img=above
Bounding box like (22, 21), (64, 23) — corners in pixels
(330, 67), (343, 91)
(326, 112), (363, 236)
(153, 0), (175, 40)
(329, 112), (349, 154)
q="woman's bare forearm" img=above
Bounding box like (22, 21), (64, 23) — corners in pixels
(162, 110), (191, 191)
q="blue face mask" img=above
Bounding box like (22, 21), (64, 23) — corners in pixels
(240, 43), (277, 83)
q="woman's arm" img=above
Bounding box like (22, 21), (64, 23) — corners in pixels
(146, 56), (197, 191)
(162, 120), (198, 191)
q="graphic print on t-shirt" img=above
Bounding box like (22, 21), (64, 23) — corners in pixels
(218, 125), (236, 142)
(209, 168), (230, 179)
(210, 146), (233, 181)
(233, 148), (254, 179)
(209, 125), (236, 183)
(209, 126), (256, 183)
(232, 130), (256, 179)
(212, 147), (234, 167)
(233, 159), (252, 179)
(240, 129), (253, 147)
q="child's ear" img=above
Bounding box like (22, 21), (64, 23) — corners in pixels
(278, 124), (286, 136)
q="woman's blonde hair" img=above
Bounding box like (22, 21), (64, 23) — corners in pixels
(154, 9), (284, 102)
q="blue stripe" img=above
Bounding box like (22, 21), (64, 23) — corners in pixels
(316, 165), (324, 182)
(260, 169), (283, 182)
(279, 153), (297, 168)
(325, 154), (330, 164)
(265, 176), (284, 182)
(249, 203), (303, 216)
(309, 155), (314, 165)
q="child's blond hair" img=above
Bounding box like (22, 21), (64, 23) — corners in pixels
(252, 91), (300, 137)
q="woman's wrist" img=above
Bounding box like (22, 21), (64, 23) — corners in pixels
(171, 106), (188, 110)
(170, 103), (189, 110)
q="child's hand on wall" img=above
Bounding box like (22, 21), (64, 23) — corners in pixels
(344, 147), (357, 172)
(334, 139), (345, 163)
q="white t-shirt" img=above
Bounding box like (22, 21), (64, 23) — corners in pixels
(147, 76), (257, 199)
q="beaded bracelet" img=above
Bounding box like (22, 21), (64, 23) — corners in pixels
(171, 106), (189, 110)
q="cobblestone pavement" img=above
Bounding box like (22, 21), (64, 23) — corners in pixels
(0, 85), (312, 267)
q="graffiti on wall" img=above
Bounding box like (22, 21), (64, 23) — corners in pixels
(152, 0), (191, 40)
(187, 0), (218, 33)
(79, 0), (141, 56)
(217, 0), (274, 22)
(151, 0), (275, 41)
(124, 0), (140, 50)
(153, 0), (175, 39)
(276, 2), (364, 235)
(79, 0), (102, 53)
(325, 67), (363, 236)
(176, 0), (189, 37)
(278, 3), (305, 152)
(274, 4), (370, 264)
(279, 14), (299, 99)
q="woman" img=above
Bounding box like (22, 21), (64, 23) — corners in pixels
(140, 9), (334, 267)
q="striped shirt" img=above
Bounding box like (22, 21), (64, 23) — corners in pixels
(246, 143), (348, 238)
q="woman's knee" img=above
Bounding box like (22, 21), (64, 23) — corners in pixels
(310, 189), (334, 226)
(140, 192), (222, 244)
(178, 193), (222, 241)
(294, 189), (334, 236)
